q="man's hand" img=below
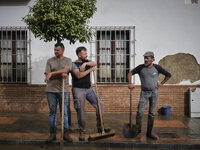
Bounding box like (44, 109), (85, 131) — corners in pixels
(62, 73), (68, 79)
(45, 72), (52, 82)
(90, 66), (96, 72)
(80, 62), (87, 72)
(128, 83), (135, 89)
(158, 81), (163, 87)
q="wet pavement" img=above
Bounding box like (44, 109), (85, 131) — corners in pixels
(0, 112), (200, 150)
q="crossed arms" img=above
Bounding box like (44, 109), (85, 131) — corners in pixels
(45, 61), (96, 82)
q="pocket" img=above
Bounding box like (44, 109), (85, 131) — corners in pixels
(72, 88), (82, 110)
(73, 98), (81, 110)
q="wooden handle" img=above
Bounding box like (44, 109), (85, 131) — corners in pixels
(61, 78), (65, 139)
(93, 71), (104, 131)
(129, 88), (133, 126)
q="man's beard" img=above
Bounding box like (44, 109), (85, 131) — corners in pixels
(55, 53), (60, 58)
(80, 57), (87, 62)
(144, 60), (153, 66)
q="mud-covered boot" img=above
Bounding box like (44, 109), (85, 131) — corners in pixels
(136, 117), (142, 134)
(133, 117), (142, 137)
(79, 131), (85, 141)
(146, 116), (157, 140)
(63, 130), (73, 142)
(46, 133), (56, 143)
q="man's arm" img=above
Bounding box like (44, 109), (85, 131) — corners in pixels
(161, 76), (170, 85)
(158, 76), (171, 86)
(72, 67), (95, 79)
(127, 64), (144, 89)
(44, 60), (51, 82)
(127, 72), (134, 89)
(45, 68), (70, 82)
(154, 64), (171, 86)
(80, 61), (97, 72)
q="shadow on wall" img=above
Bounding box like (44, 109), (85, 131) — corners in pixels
(0, 0), (30, 6)
(158, 53), (200, 84)
(32, 56), (51, 84)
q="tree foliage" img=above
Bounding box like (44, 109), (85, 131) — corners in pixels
(22, 0), (97, 43)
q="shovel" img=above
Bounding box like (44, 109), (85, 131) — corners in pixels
(122, 88), (138, 138)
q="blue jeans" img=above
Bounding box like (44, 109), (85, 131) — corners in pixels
(46, 92), (69, 133)
(136, 89), (158, 119)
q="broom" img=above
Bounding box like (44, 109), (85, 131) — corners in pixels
(88, 71), (115, 141)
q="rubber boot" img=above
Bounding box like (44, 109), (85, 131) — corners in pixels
(79, 130), (85, 141)
(136, 117), (142, 134)
(46, 132), (56, 143)
(146, 116), (157, 140)
(63, 130), (73, 142)
(133, 117), (142, 137)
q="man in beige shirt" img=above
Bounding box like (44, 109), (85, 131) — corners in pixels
(44, 43), (72, 142)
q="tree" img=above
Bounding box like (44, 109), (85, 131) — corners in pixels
(22, 0), (97, 43)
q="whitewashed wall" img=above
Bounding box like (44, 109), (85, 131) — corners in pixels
(0, 0), (200, 84)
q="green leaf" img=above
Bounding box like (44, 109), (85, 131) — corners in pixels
(22, 0), (97, 43)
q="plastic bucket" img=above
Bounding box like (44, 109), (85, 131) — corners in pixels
(161, 106), (171, 116)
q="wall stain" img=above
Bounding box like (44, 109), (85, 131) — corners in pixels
(158, 53), (200, 84)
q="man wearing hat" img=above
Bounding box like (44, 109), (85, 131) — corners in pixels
(127, 51), (171, 140)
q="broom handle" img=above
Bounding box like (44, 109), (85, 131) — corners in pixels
(130, 89), (133, 126)
(61, 78), (65, 139)
(93, 71), (104, 132)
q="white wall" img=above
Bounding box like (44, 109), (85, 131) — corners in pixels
(0, 0), (200, 84)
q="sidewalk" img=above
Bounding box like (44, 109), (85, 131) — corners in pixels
(0, 112), (200, 149)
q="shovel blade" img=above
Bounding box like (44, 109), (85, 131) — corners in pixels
(122, 123), (138, 138)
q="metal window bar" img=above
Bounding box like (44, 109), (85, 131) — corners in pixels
(123, 31), (125, 80)
(114, 29), (116, 83)
(119, 30), (121, 81)
(0, 26), (31, 83)
(90, 26), (135, 83)
(105, 30), (108, 83)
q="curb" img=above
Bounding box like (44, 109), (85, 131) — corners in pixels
(0, 139), (200, 149)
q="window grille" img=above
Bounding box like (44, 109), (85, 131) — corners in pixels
(90, 26), (135, 83)
(0, 27), (31, 83)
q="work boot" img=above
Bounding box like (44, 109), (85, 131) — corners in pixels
(146, 116), (157, 140)
(79, 131), (85, 141)
(136, 117), (142, 134)
(46, 133), (56, 143)
(63, 130), (73, 142)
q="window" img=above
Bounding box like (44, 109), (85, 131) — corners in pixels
(90, 26), (135, 83)
(0, 27), (31, 83)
